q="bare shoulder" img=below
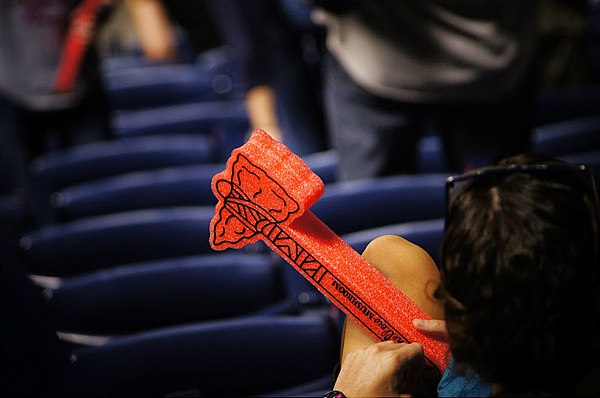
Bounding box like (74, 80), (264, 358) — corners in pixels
(340, 234), (444, 361)
(362, 235), (440, 287)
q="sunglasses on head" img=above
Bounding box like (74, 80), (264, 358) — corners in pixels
(445, 161), (600, 239)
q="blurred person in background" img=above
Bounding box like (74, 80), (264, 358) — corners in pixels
(207, 0), (329, 156)
(313, 0), (540, 181)
(0, 2), (117, 394)
(0, 0), (115, 222)
(0, 0), (184, 224)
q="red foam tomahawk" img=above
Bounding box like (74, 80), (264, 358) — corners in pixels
(209, 130), (448, 375)
(54, 0), (104, 93)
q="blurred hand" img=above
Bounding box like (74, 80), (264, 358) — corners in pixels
(245, 86), (284, 143)
(333, 341), (424, 397)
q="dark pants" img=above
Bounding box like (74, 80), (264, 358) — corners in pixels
(323, 53), (534, 180)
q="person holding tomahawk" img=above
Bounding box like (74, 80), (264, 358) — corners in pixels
(330, 153), (600, 397)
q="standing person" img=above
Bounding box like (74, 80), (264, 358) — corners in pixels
(327, 153), (600, 396)
(207, 0), (329, 156)
(313, 1), (539, 180)
(0, 0), (114, 222)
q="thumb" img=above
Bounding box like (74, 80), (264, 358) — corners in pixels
(413, 319), (448, 341)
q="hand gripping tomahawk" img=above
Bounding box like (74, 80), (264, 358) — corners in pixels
(209, 130), (448, 375)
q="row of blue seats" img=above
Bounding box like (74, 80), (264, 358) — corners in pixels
(103, 47), (244, 111)
(33, 113), (600, 191)
(19, 149), (454, 395)
(47, 146), (600, 226)
(61, 311), (340, 397)
(28, 114), (600, 226)
(23, 146), (600, 276)
(22, 140), (600, 333)
(25, 155), (597, 275)
(22, 171), (449, 277)
(32, 217), (445, 338)
(20, 151), (600, 343)
(17, 217), (439, 396)
(9, 50), (325, 397)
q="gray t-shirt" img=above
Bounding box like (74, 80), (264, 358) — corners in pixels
(0, 0), (85, 110)
(314, 0), (538, 102)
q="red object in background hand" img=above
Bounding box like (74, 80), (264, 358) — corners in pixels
(54, 0), (103, 93)
(209, 130), (449, 375)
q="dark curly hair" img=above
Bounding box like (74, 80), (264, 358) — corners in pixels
(439, 154), (600, 395)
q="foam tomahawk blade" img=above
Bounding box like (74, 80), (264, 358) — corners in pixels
(209, 130), (448, 374)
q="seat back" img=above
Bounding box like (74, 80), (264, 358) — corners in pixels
(342, 218), (445, 265)
(21, 207), (218, 276)
(112, 100), (250, 160)
(64, 313), (339, 397)
(52, 151), (339, 222)
(43, 253), (285, 334)
(52, 164), (222, 221)
(30, 134), (219, 192)
(311, 174), (447, 235)
(533, 115), (600, 156)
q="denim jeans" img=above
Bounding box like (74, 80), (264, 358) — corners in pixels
(323, 52), (534, 180)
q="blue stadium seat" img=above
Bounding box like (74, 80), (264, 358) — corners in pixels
(311, 174), (448, 235)
(103, 47), (242, 111)
(112, 100), (250, 160)
(342, 218), (445, 265)
(106, 63), (226, 110)
(113, 99), (248, 144)
(51, 150), (339, 221)
(20, 207), (223, 276)
(30, 134), (219, 193)
(532, 115), (600, 156)
(303, 150), (339, 185)
(62, 313), (339, 397)
(534, 86), (600, 126)
(51, 164), (222, 221)
(105, 60), (242, 111)
(41, 253), (290, 335)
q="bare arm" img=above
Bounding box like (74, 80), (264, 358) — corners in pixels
(340, 235), (445, 362)
(245, 85), (284, 143)
(334, 235), (445, 396)
(124, 0), (177, 61)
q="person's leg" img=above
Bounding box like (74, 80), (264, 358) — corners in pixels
(323, 53), (420, 181)
(340, 235), (444, 362)
(273, 38), (328, 156)
(275, 0), (329, 156)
